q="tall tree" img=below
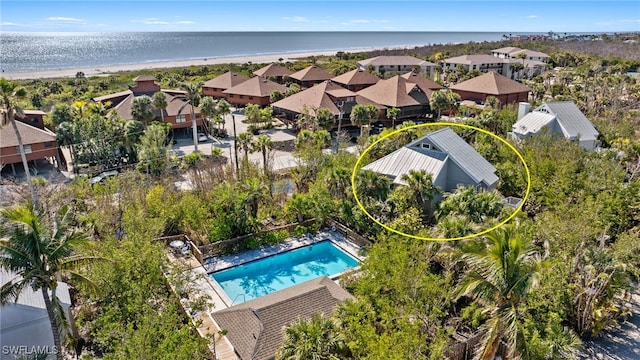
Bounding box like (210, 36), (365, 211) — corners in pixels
(350, 104), (370, 138)
(241, 178), (269, 219)
(400, 169), (440, 218)
(386, 107), (400, 129)
(0, 78), (38, 209)
(236, 132), (254, 165)
(199, 95), (217, 134)
(0, 204), (100, 360)
(251, 134), (274, 177)
(457, 224), (542, 360)
(152, 91), (167, 123)
(180, 81), (204, 151)
(137, 122), (171, 175)
(131, 95), (155, 127)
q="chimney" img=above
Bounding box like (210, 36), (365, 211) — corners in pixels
(517, 102), (531, 120)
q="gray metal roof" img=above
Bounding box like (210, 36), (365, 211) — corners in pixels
(512, 111), (556, 136)
(0, 269), (71, 309)
(408, 127), (498, 186)
(362, 147), (448, 185)
(541, 102), (599, 141)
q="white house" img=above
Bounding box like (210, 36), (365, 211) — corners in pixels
(511, 101), (600, 150)
(442, 54), (512, 78)
(1, 270), (73, 360)
(357, 56), (436, 79)
(491, 47), (550, 62)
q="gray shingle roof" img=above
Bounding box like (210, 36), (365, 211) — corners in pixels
(211, 276), (352, 360)
(540, 102), (599, 141)
(407, 127), (498, 186)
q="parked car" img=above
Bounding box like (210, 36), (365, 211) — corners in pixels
(90, 170), (119, 185)
(198, 132), (209, 142)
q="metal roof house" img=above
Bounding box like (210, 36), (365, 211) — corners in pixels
(512, 101), (599, 150)
(1, 269), (73, 359)
(362, 127), (498, 193)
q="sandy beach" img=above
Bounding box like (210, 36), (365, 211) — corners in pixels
(2, 46), (410, 80)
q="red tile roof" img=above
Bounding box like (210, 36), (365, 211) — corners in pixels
(253, 63), (293, 78)
(331, 69), (381, 86)
(203, 71), (250, 90)
(289, 65), (333, 82)
(223, 77), (287, 97)
(450, 71), (532, 95)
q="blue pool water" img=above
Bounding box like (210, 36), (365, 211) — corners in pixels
(211, 241), (359, 303)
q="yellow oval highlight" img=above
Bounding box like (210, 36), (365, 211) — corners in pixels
(351, 122), (531, 241)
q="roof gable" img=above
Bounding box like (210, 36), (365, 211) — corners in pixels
(1, 121), (56, 148)
(331, 69), (381, 86)
(253, 63), (293, 78)
(357, 75), (426, 107)
(271, 81), (352, 115)
(289, 65), (333, 82)
(450, 72), (531, 95)
(203, 71), (250, 90)
(223, 77), (287, 97)
(538, 101), (599, 140)
(211, 277), (352, 360)
(407, 127), (498, 185)
(400, 71), (443, 91)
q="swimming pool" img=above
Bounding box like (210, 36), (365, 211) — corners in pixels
(211, 240), (359, 304)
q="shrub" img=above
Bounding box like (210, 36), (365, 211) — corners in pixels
(245, 237), (261, 249)
(247, 124), (259, 135)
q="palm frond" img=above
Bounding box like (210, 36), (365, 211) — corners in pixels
(0, 278), (29, 304)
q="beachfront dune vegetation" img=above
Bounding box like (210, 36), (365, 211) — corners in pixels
(2, 37), (640, 359)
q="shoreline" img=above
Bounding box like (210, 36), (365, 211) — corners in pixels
(2, 45), (426, 80)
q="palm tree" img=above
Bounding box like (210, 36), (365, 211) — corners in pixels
(327, 168), (350, 199)
(199, 96), (217, 134)
(0, 204), (101, 360)
(430, 90), (450, 119)
(315, 108), (336, 132)
(251, 134), (273, 176)
(180, 81), (204, 151)
(386, 107), (400, 129)
(400, 169), (440, 218)
(276, 314), (345, 360)
(350, 104), (369, 138)
(0, 78), (38, 209)
(457, 224), (542, 360)
(241, 178), (269, 219)
(216, 99), (231, 133)
(236, 132), (254, 165)
(131, 95), (155, 127)
(152, 91), (167, 123)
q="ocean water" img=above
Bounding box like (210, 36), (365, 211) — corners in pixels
(0, 31), (509, 73)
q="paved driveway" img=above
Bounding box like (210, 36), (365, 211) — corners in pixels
(172, 108), (298, 171)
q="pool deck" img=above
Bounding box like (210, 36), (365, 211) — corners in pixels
(166, 230), (364, 360)
(204, 229), (363, 273)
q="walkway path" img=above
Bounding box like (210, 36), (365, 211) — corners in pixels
(579, 287), (640, 359)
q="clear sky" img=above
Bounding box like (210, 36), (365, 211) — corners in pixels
(1, 1), (639, 32)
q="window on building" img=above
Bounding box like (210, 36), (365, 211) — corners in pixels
(176, 114), (186, 123)
(249, 96), (254, 100)
(45, 142), (52, 147)
(16, 145), (32, 154)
